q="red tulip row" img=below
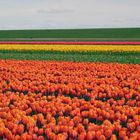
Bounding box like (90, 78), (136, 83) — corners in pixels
(0, 41), (140, 45)
(0, 60), (140, 140)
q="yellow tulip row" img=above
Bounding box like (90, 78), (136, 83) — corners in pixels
(0, 44), (140, 52)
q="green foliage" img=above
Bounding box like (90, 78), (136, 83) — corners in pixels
(0, 28), (140, 40)
(0, 50), (139, 64)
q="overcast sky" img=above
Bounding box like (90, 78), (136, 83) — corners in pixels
(0, 0), (140, 30)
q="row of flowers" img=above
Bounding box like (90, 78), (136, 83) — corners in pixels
(0, 60), (140, 139)
(0, 44), (140, 52)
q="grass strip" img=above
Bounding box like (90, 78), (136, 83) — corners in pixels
(0, 50), (139, 64)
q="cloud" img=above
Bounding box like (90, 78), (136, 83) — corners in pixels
(112, 18), (140, 23)
(37, 8), (75, 14)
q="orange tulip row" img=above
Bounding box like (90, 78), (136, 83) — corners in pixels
(0, 60), (140, 140)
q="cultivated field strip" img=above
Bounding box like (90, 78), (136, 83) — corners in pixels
(0, 60), (140, 139)
(0, 44), (140, 52)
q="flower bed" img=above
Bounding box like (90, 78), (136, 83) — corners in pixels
(0, 60), (140, 139)
(0, 44), (140, 52)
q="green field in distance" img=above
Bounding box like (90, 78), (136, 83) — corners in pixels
(0, 28), (140, 41)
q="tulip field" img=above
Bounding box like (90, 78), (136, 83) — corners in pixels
(0, 41), (140, 63)
(0, 60), (140, 140)
(0, 39), (140, 140)
(0, 44), (140, 52)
